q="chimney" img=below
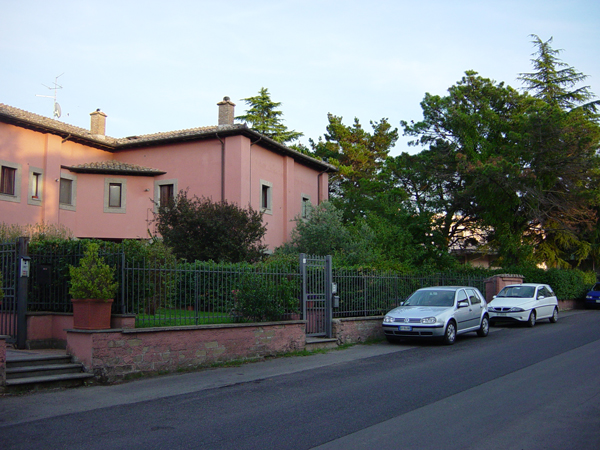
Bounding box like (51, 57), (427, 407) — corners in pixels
(217, 96), (235, 126)
(90, 109), (107, 136)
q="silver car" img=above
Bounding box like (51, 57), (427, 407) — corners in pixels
(382, 286), (490, 345)
(488, 283), (559, 327)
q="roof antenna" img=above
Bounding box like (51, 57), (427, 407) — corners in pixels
(36, 73), (64, 119)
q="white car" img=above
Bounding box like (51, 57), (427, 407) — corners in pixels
(488, 283), (559, 327)
(382, 286), (489, 345)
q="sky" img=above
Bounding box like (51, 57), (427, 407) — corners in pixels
(2, 0), (599, 155)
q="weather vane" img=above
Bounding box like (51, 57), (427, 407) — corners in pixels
(36, 73), (64, 119)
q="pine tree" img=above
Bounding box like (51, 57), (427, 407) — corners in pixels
(519, 35), (599, 113)
(236, 88), (303, 144)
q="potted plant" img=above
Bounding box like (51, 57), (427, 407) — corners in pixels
(69, 243), (118, 329)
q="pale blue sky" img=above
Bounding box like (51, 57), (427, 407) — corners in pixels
(2, 0), (599, 154)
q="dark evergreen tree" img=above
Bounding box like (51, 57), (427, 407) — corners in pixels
(236, 87), (303, 145)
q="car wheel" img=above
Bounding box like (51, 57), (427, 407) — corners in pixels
(527, 310), (536, 328)
(443, 321), (457, 345)
(477, 315), (489, 337)
(386, 335), (401, 344)
(549, 307), (558, 323)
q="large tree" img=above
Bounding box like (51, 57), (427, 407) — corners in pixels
(402, 38), (600, 267)
(519, 35), (600, 113)
(517, 35), (600, 266)
(236, 87), (303, 145)
(311, 114), (398, 221)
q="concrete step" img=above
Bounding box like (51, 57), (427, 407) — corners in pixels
(6, 354), (73, 368)
(5, 372), (95, 392)
(6, 363), (87, 380)
(306, 337), (338, 351)
(3, 353), (93, 393)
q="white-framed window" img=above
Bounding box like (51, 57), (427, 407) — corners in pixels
(59, 173), (77, 211)
(154, 179), (178, 210)
(260, 179), (272, 215)
(104, 177), (126, 213)
(0, 160), (21, 203)
(28, 167), (43, 206)
(301, 194), (311, 219)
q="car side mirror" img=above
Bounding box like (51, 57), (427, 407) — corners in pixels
(538, 295), (545, 300)
(457, 300), (469, 308)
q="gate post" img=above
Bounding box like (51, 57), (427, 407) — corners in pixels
(299, 253), (307, 321)
(16, 237), (29, 349)
(325, 255), (333, 337)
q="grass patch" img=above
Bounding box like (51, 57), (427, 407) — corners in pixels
(135, 308), (235, 328)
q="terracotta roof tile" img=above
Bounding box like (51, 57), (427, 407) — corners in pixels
(0, 103), (337, 172)
(63, 161), (166, 176)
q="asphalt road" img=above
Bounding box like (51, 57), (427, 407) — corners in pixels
(1, 310), (599, 450)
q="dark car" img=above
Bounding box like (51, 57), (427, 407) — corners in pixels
(585, 283), (600, 309)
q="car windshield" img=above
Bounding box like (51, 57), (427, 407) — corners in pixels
(404, 290), (455, 307)
(592, 283), (600, 292)
(497, 286), (535, 298)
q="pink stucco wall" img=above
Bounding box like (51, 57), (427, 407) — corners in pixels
(1, 120), (329, 249)
(27, 313), (74, 343)
(66, 321), (306, 380)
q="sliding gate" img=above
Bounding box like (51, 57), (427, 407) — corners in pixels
(300, 254), (333, 337)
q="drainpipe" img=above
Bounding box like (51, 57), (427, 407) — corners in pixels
(216, 133), (225, 202)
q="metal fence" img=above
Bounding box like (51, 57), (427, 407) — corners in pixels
(0, 241), (18, 339)
(27, 242), (124, 313)
(332, 270), (487, 318)
(2, 239), (488, 328)
(123, 259), (302, 328)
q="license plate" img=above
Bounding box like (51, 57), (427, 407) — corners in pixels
(596, 300), (600, 303)
(496, 312), (507, 316)
(399, 325), (411, 331)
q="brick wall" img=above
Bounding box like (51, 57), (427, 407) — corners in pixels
(332, 317), (385, 345)
(67, 321), (305, 381)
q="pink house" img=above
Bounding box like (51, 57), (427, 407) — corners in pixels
(0, 97), (335, 250)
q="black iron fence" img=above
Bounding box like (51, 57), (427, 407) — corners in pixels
(123, 259), (302, 328)
(0, 240), (18, 340)
(27, 241), (124, 313)
(332, 269), (487, 318)
(1, 239), (488, 328)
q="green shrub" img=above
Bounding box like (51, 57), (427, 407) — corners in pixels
(68, 243), (118, 300)
(231, 273), (298, 322)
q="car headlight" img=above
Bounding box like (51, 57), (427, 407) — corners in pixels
(587, 296), (593, 299)
(420, 317), (437, 324)
(509, 307), (524, 312)
(383, 316), (395, 323)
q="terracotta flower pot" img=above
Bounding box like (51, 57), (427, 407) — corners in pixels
(71, 298), (114, 330)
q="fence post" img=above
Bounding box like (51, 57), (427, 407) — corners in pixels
(325, 255), (333, 337)
(120, 250), (126, 314)
(16, 237), (29, 349)
(299, 253), (306, 321)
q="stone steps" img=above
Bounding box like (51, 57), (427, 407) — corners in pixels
(4, 354), (94, 393)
